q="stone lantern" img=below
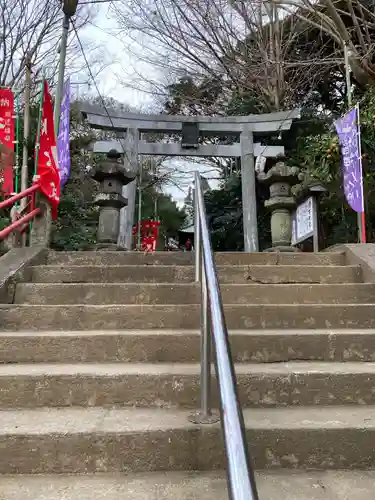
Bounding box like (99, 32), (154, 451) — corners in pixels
(257, 159), (301, 251)
(92, 149), (136, 250)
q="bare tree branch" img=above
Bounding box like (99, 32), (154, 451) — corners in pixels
(110, 0), (345, 112)
(0, 0), (103, 95)
(268, 0), (375, 85)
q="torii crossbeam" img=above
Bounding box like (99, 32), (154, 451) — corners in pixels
(80, 103), (300, 251)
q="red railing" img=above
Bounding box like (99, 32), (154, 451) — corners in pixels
(0, 183), (41, 240)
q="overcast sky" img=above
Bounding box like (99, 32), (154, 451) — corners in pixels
(67, 3), (220, 206)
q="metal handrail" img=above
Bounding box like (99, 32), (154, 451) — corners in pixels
(192, 171), (259, 500)
(0, 183), (41, 240)
(0, 183), (40, 210)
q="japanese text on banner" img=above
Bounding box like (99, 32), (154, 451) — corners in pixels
(57, 79), (71, 188)
(334, 107), (364, 213)
(0, 88), (15, 196)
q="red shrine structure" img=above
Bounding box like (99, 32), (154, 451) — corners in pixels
(133, 220), (161, 251)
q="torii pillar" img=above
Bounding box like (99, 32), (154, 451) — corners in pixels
(118, 129), (138, 250)
(80, 104), (300, 252)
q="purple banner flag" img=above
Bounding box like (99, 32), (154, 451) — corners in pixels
(57, 78), (71, 188)
(334, 106), (364, 213)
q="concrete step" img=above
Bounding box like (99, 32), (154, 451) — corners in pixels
(28, 264), (362, 284)
(47, 250), (346, 267)
(1, 304), (375, 330)
(0, 362), (374, 409)
(1, 329), (374, 364)
(0, 406), (375, 473)
(1, 470), (375, 500)
(14, 282), (375, 305)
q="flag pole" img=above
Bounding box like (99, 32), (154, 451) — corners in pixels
(20, 54), (32, 211)
(16, 54), (31, 246)
(14, 91), (21, 196)
(344, 43), (365, 243)
(29, 77), (45, 234)
(356, 102), (366, 243)
(34, 78), (45, 178)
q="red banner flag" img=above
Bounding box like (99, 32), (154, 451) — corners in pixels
(34, 80), (60, 219)
(0, 88), (15, 196)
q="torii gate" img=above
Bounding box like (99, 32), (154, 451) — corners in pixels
(80, 103), (300, 251)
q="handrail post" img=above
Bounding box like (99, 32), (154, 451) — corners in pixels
(194, 180), (200, 283)
(189, 172), (219, 425)
(200, 250), (213, 418)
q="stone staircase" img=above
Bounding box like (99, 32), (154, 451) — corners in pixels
(1, 250), (375, 499)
